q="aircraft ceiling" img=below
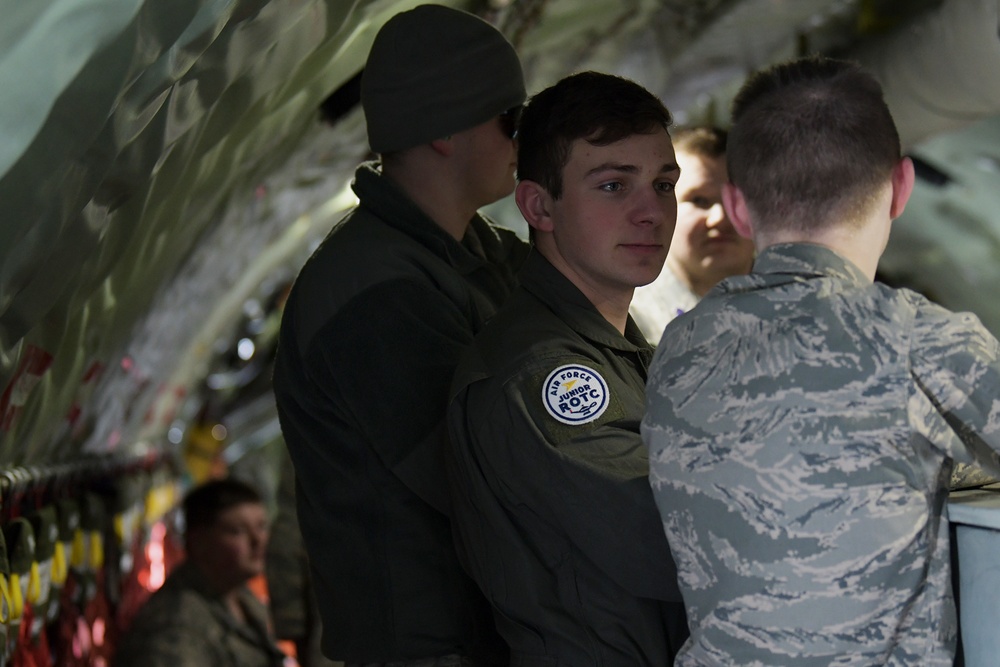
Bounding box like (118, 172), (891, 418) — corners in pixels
(2, 0), (1000, 471)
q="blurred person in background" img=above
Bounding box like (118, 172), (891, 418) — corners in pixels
(630, 126), (754, 343)
(115, 477), (284, 667)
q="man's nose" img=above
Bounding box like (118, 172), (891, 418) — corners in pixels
(704, 201), (728, 227)
(633, 187), (670, 225)
(253, 527), (269, 548)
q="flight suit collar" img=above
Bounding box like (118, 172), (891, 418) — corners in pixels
(746, 242), (870, 286)
(520, 250), (652, 358)
(172, 562), (286, 662)
(352, 161), (503, 275)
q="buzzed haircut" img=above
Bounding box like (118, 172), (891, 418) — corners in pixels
(673, 126), (727, 160)
(183, 477), (262, 534)
(727, 56), (901, 233)
(517, 71), (672, 199)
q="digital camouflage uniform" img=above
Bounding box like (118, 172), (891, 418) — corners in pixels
(447, 251), (688, 667)
(114, 561), (286, 667)
(273, 162), (527, 663)
(644, 243), (1000, 666)
(630, 263), (700, 344)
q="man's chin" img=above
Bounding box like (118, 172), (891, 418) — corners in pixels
(634, 265), (669, 288)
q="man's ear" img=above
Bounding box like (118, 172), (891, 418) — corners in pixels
(723, 182), (753, 239)
(429, 136), (454, 157)
(889, 156), (915, 219)
(515, 180), (555, 233)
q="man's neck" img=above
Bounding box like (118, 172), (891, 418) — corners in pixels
(382, 158), (476, 242)
(753, 183), (895, 281)
(586, 292), (632, 335)
(667, 257), (716, 298)
(758, 224), (884, 281)
(538, 246), (633, 335)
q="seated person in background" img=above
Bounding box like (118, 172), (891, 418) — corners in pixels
(644, 55), (1000, 666)
(115, 478), (285, 667)
(630, 126), (754, 343)
(446, 71), (688, 666)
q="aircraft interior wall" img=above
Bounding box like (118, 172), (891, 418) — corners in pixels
(2, 0), (1000, 664)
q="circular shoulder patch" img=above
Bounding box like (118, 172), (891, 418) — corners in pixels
(541, 364), (610, 425)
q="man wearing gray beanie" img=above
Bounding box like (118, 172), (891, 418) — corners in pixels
(273, 4), (527, 666)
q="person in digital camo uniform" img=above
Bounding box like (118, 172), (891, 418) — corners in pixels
(643, 55), (1000, 666)
(446, 71), (689, 666)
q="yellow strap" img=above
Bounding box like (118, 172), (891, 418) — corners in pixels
(0, 575), (10, 624)
(52, 542), (68, 586)
(8, 573), (23, 621)
(89, 531), (104, 569)
(71, 528), (85, 568)
(27, 561), (41, 605)
(145, 483), (177, 524)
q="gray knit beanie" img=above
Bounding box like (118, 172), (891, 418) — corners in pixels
(362, 4), (526, 154)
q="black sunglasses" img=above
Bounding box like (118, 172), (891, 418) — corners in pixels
(498, 105), (523, 140)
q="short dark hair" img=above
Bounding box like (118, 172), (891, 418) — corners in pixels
(673, 126), (727, 160)
(727, 56), (900, 233)
(517, 71), (672, 199)
(183, 478), (262, 534)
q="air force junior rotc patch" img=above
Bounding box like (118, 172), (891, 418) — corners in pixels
(542, 364), (609, 425)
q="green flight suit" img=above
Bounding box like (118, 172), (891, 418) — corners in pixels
(273, 162), (528, 662)
(447, 251), (688, 667)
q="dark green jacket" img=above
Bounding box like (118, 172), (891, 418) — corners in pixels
(273, 162), (528, 662)
(447, 252), (688, 666)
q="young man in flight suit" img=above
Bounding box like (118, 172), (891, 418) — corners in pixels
(644, 56), (1000, 666)
(272, 5), (528, 665)
(446, 71), (689, 666)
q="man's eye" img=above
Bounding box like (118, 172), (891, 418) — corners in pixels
(600, 182), (623, 192)
(656, 181), (676, 193)
(689, 196), (712, 208)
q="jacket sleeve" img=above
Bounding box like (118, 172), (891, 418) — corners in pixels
(264, 447), (309, 640)
(449, 364), (683, 602)
(306, 278), (476, 515)
(910, 301), (1000, 475)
